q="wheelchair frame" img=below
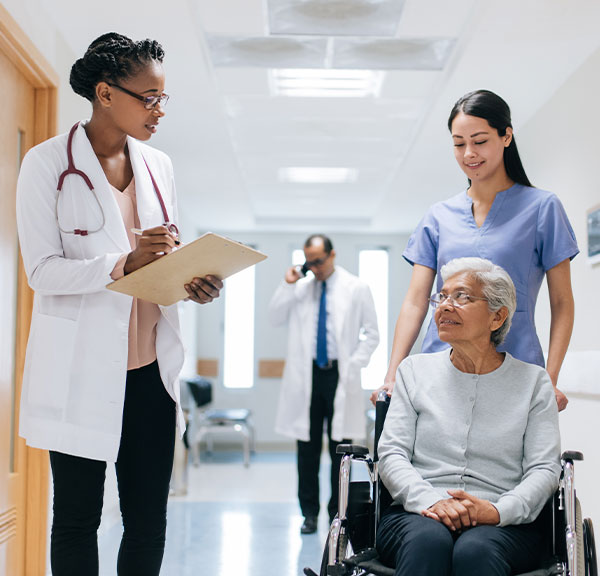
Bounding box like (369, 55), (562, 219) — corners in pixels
(305, 392), (597, 576)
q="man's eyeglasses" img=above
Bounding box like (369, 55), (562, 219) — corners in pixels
(429, 291), (488, 308)
(304, 254), (331, 268)
(108, 83), (169, 110)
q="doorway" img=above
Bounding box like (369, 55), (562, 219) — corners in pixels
(0, 4), (57, 575)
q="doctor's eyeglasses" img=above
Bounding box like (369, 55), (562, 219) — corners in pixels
(108, 83), (169, 109)
(429, 291), (488, 308)
(304, 253), (331, 268)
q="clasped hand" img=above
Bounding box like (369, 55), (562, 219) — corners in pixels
(421, 490), (500, 532)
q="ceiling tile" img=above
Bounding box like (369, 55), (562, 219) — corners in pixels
(267, 0), (407, 37)
(333, 37), (456, 70)
(208, 35), (328, 68)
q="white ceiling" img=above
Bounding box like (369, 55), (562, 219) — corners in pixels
(39, 0), (600, 234)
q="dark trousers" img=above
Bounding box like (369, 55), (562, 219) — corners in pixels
(297, 361), (351, 521)
(49, 360), (176, 576)
(377, 505), (545, 576)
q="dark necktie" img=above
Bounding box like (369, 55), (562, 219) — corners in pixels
(316, 281), (328, 367)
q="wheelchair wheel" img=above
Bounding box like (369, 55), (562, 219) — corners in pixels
(584, 518), (597, 576)
(575, 499), (585, 576)
(319, 516), (354, 576)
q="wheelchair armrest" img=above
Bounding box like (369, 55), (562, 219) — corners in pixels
(562, 450), (584, 462)
(336, 444), (369, 456)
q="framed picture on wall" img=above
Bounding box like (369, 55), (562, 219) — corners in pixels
(587, 203), (600, 265)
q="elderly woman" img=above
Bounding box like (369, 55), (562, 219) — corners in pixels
(377, 257), (560, 576)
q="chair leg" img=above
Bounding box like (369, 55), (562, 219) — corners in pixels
(249, 418), (256, 453)
(192, 435), (200, 466)
(242, 425), (250, 467)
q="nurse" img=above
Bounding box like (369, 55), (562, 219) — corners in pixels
(373, 89), (578, 410)
(16, 33), (222, 576)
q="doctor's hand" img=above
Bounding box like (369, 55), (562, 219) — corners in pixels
(124, 225), (178, 274)
(185, 275), (223, 305)
(284, 266), (302, 284)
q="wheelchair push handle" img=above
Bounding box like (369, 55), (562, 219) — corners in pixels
(561, 450), (583, 462)
(374, 394), (391, 462)
(336, 444), (369, 456)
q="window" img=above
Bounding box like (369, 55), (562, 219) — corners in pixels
(223, 265), (255, 388)
(359, 249), (389, 390)
(292, 248), (304, 267)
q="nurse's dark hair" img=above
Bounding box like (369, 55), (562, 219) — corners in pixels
(447, 89), (532, 187)
(305, 234), (333, 254)
(70, 32), (164, 102)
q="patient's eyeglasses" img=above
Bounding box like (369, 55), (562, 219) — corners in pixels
(429, 291), (488, 308)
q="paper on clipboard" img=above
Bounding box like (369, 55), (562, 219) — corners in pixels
(106, 232), (267, 306)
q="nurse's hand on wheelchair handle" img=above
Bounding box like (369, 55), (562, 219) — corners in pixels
(554, 386), (568, 412)
(370, 380), (394, 406)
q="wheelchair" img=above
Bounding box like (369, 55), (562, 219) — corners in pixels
(305, 392), (597, 576)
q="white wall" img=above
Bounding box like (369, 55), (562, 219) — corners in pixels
(1, 0), (90, 131)
(192, 231), (412, 448)
(520, 45), (600, 529)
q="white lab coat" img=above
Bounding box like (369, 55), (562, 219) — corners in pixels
(269, 266), (379, 442)
(16, 121), (185, 462)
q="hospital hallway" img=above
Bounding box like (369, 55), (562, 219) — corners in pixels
(96, 452), (331, 576)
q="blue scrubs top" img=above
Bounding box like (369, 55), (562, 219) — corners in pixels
(403, 184), (579, 367)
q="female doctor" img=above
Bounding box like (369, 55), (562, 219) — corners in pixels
(16, 33), (222, 576)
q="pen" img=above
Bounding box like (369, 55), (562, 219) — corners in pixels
(130, 228), (180, 245)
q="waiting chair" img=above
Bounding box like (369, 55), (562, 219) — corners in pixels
(186, 376), (255, 467)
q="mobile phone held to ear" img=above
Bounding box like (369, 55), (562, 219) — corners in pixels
(298, 263), (309, 277)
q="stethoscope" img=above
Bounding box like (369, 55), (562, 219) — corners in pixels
(56, 122), (179, 237)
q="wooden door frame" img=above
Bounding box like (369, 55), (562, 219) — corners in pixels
(0, 5), (58, 575)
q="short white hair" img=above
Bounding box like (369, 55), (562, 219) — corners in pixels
(440, 257), (517, 347)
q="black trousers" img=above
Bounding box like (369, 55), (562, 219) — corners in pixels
(377, 505), (546, 576)
(49, 360), (176, 576)
(297, 361), (351, 521)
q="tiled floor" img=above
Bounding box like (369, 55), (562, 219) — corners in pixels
(97, 452), (333, 576)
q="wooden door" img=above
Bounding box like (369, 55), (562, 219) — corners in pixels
(0, 5), (57, 575)
(0, 43), (34, 574)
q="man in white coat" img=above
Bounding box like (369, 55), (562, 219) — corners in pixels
(269, 234), (379, 534)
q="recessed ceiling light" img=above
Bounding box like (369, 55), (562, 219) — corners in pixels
(279, 166), (358, 184)
(271, 68), (383, 98)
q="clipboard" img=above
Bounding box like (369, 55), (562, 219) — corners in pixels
(107, 232), (267, 306)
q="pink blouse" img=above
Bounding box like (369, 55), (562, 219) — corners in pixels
(110, 178), (161, 370)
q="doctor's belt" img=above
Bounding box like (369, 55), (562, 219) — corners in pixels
(313, 359), (338, 371)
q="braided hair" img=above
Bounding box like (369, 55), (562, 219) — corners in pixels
(70, 32), (165, 102)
